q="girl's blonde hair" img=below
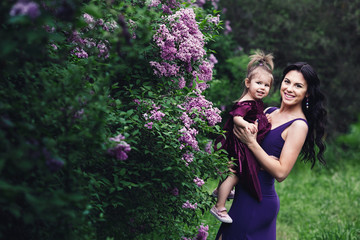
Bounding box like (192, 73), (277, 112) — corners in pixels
(236, 50), (274, 101)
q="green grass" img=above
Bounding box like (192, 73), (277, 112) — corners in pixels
(201, 158), (360, 239)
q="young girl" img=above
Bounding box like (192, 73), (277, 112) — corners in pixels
(210, 50), (274, 223)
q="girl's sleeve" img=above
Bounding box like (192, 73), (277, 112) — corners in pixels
(229, 102), (253, 117)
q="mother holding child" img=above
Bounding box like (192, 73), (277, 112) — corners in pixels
(212, 51), (327, 240)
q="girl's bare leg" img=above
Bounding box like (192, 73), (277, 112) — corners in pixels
(215, 174), (239, 209)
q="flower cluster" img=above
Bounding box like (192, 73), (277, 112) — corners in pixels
(181, 224), (209, 240)
(195, 224), (209, 240)
(182, 91), (221, 126)
(66, 13), (120, 59)
(171, 187), (179, 196)
(224, 20), (232, 35)
(193, 177), (205, 187)
(150, 8), (207, 88)
(205, 141), (212, 154)
(108, 134), (131, 160)
(182, 200), (197, 209)
(142, 102), (166, 129)
(178, 127), (199, 151)
(9, 1), (40, 20)
(148, 0), (181, 14)
(181, 151), (194, 166)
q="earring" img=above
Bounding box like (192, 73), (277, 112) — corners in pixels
(306, 98), (309, 109)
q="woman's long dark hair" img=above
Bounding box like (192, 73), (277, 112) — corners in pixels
(281, 62), (327, 168)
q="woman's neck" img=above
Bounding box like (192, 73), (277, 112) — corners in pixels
(278, 103), (305, 118)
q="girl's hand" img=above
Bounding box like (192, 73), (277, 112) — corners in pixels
(234, 121), (258, 145)
(245, 122), (258, 134)
(266, 113), (272, 124)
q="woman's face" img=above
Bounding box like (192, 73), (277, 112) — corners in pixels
(280, 70), (308, 107)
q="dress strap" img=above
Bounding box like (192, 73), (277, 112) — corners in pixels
(275, 118), (308, 132)
(265, 107), (277, 114)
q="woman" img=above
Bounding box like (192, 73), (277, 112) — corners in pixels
(215, 62), (327, 240)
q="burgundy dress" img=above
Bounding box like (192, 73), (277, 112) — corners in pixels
(215, 100), (271, 201)
(215, 107), (308, 240)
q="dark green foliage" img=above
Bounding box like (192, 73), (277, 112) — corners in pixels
(0, 0), (227, 239)
(217, 0), (360, 137)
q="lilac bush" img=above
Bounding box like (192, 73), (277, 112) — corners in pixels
(1, 0), (230, 239)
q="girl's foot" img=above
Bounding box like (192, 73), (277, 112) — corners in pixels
(210, 205), (233, 223)
(211, 189), (235, 199)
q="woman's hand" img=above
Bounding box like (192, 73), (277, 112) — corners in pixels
(233, 120), (258, 145)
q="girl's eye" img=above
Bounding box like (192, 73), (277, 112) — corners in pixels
(296, 84), (303, 88)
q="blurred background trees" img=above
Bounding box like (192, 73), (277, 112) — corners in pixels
(207, 0), (360, 137)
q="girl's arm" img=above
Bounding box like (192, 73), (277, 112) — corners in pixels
(233, 116), (257, 134)
(234, 120), (308, 182)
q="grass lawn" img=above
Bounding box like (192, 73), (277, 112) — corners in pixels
(201, 158), (360, 239)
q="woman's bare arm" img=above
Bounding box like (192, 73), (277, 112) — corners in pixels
(234, 120), (308, 182)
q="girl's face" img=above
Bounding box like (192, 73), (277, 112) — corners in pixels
(280, 70), (308, 107)
(245, 70), (272, 100)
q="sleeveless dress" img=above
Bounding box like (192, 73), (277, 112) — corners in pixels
(215, 107), (308, 240)
(214, 100), (271, 201)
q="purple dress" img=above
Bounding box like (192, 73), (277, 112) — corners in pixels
(215, 107), (308, 240)
(215, 100), (271, 201)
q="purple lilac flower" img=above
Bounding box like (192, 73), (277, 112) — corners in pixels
(171, 187), (179, 196)
(149, 0), (161, 7)
(83, 13), (94, 25)
(210, 0), (219, 9)
(108, 134), (131, 160)
(178, 127), (199, 151)
(103, 20), (118, 32)
(144, 122), (153, 129)
(97, 41), (109, 58)
(151, 8), (206, 76)
(149, 61), (180, 77)
(73, 109), (84, 119)
(10, 1), (40, 19)
(43, 25), (55, 33)
(192, 61), (213, 91)
(178, 76), (186, 89)
(182, 237), (192, 240)
(108, 142), (131, 160)
(193, 177), (205, 187)
(195, 0), (206, 7)
(182, 200), (197, 209)
(224, 20), (232, 35)
(208, 54), (218, 65)
(195, 224), (209, 240)
(205, 141), (212, 154)
(180, 112), (194, 128)
(182, 151), (194, 166)
(182, 91), (221, 126)
(149, 109), (165, 121)
(51, 44), (58, 50)
(72, 47), (88, 58)
(207, 14), (220, 25)
(84, 38), (96, 48)
(109, 134), (125, 142)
